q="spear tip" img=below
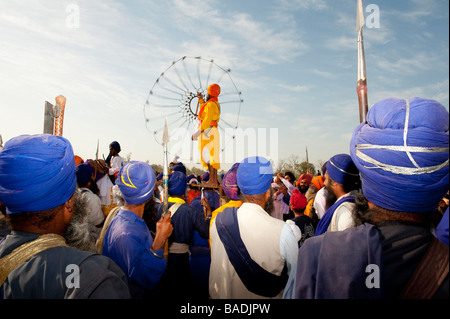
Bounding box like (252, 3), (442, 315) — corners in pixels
(356, 0), (365, 33)
(163, 117), (169, 144)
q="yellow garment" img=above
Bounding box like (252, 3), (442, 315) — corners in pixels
(168, 197), (186, 204)
(304, 198), (314, 217)
(208, 200), (243, 247)
(198, 99), (221, 169)
(198, 99), (220, 132)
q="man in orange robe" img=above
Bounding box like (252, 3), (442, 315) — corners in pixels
(193, 84), (221, 187)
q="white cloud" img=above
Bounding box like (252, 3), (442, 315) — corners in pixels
(277, 84), (313, 92)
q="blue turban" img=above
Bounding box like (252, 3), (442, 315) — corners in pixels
(350, 97), (449, 213)
(116, 161), (156, 205)
(326, 154), (359, 185)
(0, 134), (76, 214)
(172, 162), (187, 175)
(168, 171), (187, 196)
(237, 156), (273, 195)
(75, 163), (92, 187)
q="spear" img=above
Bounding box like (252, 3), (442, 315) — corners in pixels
(306, 146), (309, 175)
(356, 0), (369, 123)
(95, 139), (99, 160)
(162, 117), (170, 217)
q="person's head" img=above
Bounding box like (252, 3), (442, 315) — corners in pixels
(207, 83), (221, 100)
(74, 155), (84, 166)
(298, 173), (312, 194)
(222, 162), (241, 201)
(237, 156), (274, 213)
(312, 175), (324, 190)
(284, 172), (296, 184)
(0, 134), (77, 234)
(115, 161), (156, 206)
(324, 154), (360, 197)
(168, 171), (187, 198)
(290, 188), (308, 215)
(109, 141), (121, 155)
(172, 162), (187, 175)
(350, 97), (449, 215)
(75, 163), (92, 188)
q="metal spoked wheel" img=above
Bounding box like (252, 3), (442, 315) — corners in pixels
(143, 56), (243, 162)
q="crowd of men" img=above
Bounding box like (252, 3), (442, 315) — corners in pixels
(0, 97), (448, 299)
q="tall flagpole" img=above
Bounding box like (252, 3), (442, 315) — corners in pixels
(357, 0), (369, 123)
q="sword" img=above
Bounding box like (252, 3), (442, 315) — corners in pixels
(357, 0), (369, 123)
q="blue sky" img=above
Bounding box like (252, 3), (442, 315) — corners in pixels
(0, 0), (448, 173)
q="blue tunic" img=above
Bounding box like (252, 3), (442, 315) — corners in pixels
(102, 209), (166, 297)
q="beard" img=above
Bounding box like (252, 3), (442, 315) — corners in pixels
(298, 185), (308, 194)
(63, 190), (101, 252)
(325, 184), (337, 211)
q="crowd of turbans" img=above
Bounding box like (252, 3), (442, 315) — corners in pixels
(0, 97), (448, 299)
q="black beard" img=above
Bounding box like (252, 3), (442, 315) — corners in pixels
(325, 184), (337, 211)
(63, 190), (100, 252)
(299, 185), (308, 194)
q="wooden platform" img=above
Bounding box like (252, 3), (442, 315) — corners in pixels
(188, 183), (222, 191)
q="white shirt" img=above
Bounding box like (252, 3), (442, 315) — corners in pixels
(96, 175), (116, 205)
(313, 187), (328, 219)
(109, 155), (124, 175)
(328, 193), (356, 232)
(209, 203), (299, 299)
(280, 178), (296, 196)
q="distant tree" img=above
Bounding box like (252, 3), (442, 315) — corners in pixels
(275, 155), (318, 178)
(125, 152), (132, 163)
(151, 164), (164, 175)
(186, 166), (206, 177)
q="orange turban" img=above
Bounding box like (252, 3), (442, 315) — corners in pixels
(312, 176), (324, 190)
(207, 84), (221, 97)
(74, 155), (84, 166)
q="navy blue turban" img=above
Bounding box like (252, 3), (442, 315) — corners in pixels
(0, 134), (76, 214)
(326, 154), (359, 185)
(350, 97), (449, 213)
(172, 162), (187, 175)
(116, 161), (156, 205)
(76, 163), (92, 188)
(168, 171), (187, 196)
(237, 156), (273, 195)
(110, 141), (121, 153)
